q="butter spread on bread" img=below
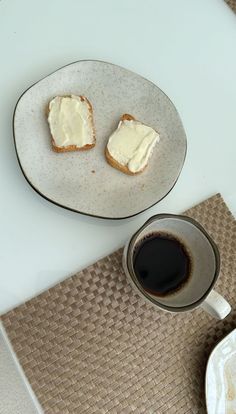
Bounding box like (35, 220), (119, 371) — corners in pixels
(106, 114), (159, 174)
(47, 95), (95, 152)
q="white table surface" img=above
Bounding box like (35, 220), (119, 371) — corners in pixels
(1, 0), (236, 316)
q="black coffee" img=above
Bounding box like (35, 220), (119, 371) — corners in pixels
(133, 232), (191, 296)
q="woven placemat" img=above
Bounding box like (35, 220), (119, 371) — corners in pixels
(1, 194), (236, 413)
(225, 0), (236, 13)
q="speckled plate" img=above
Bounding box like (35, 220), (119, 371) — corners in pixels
(206, 329), (236, 414)
(13, 60), (187, 219)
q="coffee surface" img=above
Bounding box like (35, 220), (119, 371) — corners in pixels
(133, 232), (191, 296)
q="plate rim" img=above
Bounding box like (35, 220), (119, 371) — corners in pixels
(205, 328), (236, 413)
(13, 59), (187, 220)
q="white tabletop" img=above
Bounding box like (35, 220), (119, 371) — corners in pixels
(1, 0), (236, 315)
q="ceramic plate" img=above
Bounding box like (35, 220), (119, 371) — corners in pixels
(13, 60), (187, 219)
(206, 329), (236, 414)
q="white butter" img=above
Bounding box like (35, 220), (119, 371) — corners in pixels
(48, 95), (93, 147)
(107, 119), (160, 173)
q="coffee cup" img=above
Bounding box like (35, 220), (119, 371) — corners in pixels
(123, 214), (231, 319)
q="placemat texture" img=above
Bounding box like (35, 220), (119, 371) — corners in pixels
(1, 194), (236, 414)
(225, 0), (236, 13)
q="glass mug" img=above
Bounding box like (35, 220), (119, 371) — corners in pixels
(123, 214), (231, 320)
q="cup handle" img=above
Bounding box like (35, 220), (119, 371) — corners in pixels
(200, 290), (231, 319)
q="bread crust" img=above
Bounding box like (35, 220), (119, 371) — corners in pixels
(47, 95), (96, 152)
(52, 142), (95, 153)
(120, 113), (135, 122)
(105, 147), (145, 175)
(105, 114), (147, 175)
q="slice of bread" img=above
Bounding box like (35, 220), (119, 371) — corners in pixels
(47, 95), (95, 152)
(105, 114), (160, 175)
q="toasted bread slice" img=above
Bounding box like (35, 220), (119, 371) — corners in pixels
(105, 114), (160, 175)
(47, 95), (95, 152)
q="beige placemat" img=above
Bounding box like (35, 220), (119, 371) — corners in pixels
(225, 0), (236, 13)
(1, 194), (236, 414)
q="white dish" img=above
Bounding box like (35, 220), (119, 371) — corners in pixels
(13, 60), (187, 219)
(206, 329), (236, 414)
